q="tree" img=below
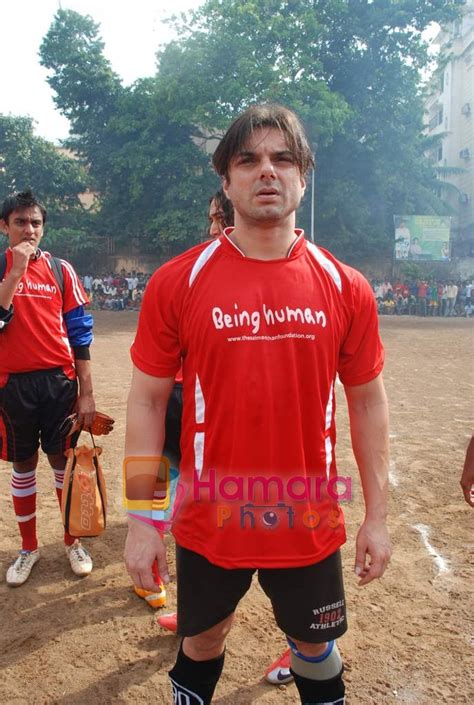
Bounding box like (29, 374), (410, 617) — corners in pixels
(157, 0), (459, 262)
(0, 115), (88, 204)
(0, 114), (96, 261)
(39, 2), (460, 263)
(40, 10), (216, 256)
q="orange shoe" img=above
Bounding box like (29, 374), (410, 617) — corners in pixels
(157, 612), (178, 632)
(134, 581), (167, 609)
(264, 647), (293, 684)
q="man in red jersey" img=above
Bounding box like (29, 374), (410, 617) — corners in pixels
(124, 105), (391, 705)
(157, 189), (294, 684)
(0, 189), (96, 586)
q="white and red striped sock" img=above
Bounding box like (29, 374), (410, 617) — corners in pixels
(11, 468), (37, 552)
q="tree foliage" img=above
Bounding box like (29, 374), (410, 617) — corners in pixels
(38, 1), (460, 263)
(40, 10), (216, 256)
(0, 114), (95, 259)
(158, 0), (459, 262)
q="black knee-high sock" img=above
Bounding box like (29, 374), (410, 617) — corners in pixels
(291, 669), (345, 705)
(169, 641), (225, 705)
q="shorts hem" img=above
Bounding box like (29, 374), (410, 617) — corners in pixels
(172, 532), (346, 570)
(177, 607), (236, 638)
(282, 621), (348, 644)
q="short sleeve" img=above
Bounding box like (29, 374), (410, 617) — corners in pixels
(338, 271), (384, 386)
(130, 268), (182, 378)
(60, 260), (89, 313)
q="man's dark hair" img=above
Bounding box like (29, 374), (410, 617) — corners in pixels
(1, 189), (47, 225)
(210, 188), (234, 227)
(212, 104), (314, 179)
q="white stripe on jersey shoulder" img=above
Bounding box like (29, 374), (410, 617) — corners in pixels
(287, 231), (304, 257)
(224, 232), (246, 257)
(189, 238), (222, 287)
(59, 258), (87, 305)
(307, 242), (342, 293)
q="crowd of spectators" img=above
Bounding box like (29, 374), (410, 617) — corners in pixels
(371, 279), (473, 317)
(81, 271), (152, 311)
(80, 270), (473, 319)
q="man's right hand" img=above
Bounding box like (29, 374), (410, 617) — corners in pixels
(10, 241), (36, 278)
(124, 516), (170, 590)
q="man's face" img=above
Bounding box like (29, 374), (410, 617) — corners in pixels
(223, 128), (306, 227)
(208, 199), (226, 238)
(1, 206), (44, 250)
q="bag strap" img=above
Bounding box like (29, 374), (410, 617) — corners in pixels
(89, 430), (98, 454)
(50, 256), (65, 297)
(87, 429), (107, 526)
(63, 452), (77, 534)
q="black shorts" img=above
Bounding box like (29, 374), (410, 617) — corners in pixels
(0, 368), (78, 463)
(164, 382), (183, 468)
(176, 545), (347, 643)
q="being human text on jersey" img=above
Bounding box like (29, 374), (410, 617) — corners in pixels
(212, 302), (327, 335)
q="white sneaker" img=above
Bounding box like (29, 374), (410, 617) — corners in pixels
(66, 540), (93, 576)
(6, 549), (40, 587)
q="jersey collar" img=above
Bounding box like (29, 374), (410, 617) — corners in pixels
(222, 228), (306, 259)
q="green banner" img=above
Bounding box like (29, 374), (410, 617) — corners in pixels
(394, 215), (451, 261)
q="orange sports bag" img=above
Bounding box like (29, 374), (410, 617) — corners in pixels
(61, 437), (107, 537)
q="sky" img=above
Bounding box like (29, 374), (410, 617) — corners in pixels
(2, 2), (440, 144)
(1, 0), (204, 143)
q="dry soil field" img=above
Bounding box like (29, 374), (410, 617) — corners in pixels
(0, 312), (472, 704)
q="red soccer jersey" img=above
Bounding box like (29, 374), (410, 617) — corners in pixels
(131, 232), (384, 569)
(0, 249), (88, 376)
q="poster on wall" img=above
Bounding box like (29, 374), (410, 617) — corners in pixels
(393, 215), (451, 261)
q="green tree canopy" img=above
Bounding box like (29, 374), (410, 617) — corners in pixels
(0, 114), (96, 261)
(40, 9), (216, 256)
(158, 0), (459, 262)
(0, 114), (88, 204)
(39, 1), (460, 264)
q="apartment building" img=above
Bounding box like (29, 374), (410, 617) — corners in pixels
(425, 0), (474, 264)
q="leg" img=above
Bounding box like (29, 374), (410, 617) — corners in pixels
(169, 545), (253, 704)
(288, 637), (345, 705)
(169, 616), (234, 704)
(259, 550), (347, 705)
(0, 374), (42, 584)
(47, 452), (76, 548)
(183, 613), (234, 661)
(6, 452), (41, 586)
(42, 372), (79, 550)
(11, 452), (39, 551)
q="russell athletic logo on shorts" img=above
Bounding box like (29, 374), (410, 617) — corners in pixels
(311, 600), (346, 631)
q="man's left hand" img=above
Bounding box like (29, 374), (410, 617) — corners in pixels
(354, 518), (391, 586)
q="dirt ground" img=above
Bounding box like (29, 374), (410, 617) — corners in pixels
(0, 312), (472, 705)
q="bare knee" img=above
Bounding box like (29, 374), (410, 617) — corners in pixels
(183, 613), (235, 661)
(13, 453), (39, 472)
(47, 453), (66, 470)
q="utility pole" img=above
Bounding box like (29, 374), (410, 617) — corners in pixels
(310, 165), (315, 243)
